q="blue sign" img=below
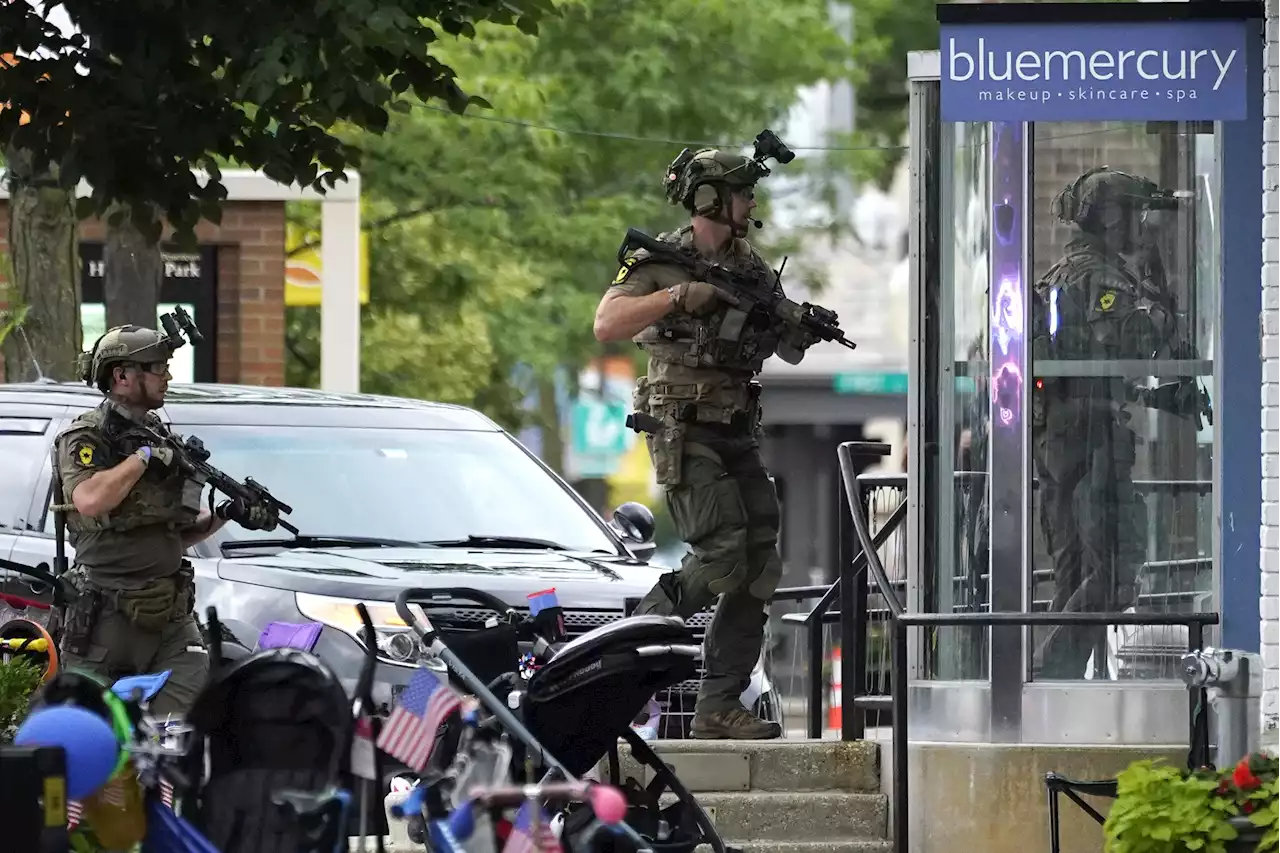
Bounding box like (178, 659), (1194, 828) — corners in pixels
(941, 20), (1248, 122)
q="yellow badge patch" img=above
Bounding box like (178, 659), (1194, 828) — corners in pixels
(613, 257), (637, 285)
(75, 443), (94, 467)
(1098, 291), (1116, 312)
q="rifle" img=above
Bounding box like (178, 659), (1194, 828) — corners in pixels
(617, 228), (857, 352)
(109, 413), (299, 535)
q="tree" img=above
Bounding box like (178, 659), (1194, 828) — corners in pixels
(0, 0), (554, 356)
(284, 0), (849, 455)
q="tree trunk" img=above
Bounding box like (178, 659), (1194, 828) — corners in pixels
(537, 375), (565, 476)
(0, 146), (81, 383)
(103, 203), (162, 330)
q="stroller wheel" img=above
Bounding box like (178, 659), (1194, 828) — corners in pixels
(407, 814), (427, 845)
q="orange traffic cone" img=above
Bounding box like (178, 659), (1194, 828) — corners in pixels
(828, 646), (842, 731)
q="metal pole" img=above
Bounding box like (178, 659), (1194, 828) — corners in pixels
(892, 619), (909, 853)
(839, 481), (858, 741)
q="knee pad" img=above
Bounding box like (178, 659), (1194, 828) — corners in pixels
(747, 551), (784, 600)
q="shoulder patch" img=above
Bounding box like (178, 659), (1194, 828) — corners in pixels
(612, 257), (638, 285)
(73, 441), (96, 468)
(1097, 291), (1116, 312)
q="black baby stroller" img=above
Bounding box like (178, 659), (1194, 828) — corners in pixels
(392, 587), (734, 853)
(174, 605), (385, 853)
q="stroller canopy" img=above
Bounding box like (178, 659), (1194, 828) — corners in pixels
(524, 615), (698, 776)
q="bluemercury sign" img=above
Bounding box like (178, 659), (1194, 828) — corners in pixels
(941, 20), (1248, 121)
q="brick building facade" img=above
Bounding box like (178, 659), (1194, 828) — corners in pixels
(1262, 0), (1279, 737)
(0, 200), (287, 386)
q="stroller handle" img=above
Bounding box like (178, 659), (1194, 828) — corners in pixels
(0, 556), (73, 608)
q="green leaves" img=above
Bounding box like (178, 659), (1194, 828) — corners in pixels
(1104, 755), (1279, 853)
(0, 0), (552, 244)
(277, 0), (844, 429)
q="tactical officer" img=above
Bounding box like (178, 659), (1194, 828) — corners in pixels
(52, 325), (275, 717)
(592, 145), (817, 739)
(1030, 167), (1210, 678)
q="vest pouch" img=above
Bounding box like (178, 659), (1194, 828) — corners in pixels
(650, 424), (685, 488)
(117, 579), (179, 633)
(62, 580), (104, 657)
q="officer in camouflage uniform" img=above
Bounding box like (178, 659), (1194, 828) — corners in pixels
(1030, 167), (1210, 678)
(52, 325), (275, 717)
(592, 145), (817, 739)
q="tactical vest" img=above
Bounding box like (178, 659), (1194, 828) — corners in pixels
(631, 229), (785, 377)
(56, 403), (203, 535)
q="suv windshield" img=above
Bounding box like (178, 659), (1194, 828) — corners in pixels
(173, 424), (619, 554)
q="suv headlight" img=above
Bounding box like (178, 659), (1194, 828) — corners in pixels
(294, 592), (423, 665)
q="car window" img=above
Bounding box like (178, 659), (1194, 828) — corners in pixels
(173, 424), (620, 554)
(0, 417), (53, 529)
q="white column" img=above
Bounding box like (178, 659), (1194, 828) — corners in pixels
(320, 186), (362, 393)
(1261, 0), (1279, 741)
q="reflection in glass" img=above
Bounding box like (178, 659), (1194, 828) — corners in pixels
(1029, 123), (1216, 681)
(930, 121), (991, 680)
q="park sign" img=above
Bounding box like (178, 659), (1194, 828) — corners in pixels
(940, 19), (1249, 122)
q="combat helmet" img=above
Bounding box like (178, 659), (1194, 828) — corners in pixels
(664, 148), (767, 219)
(1052, 166), (1183, 233)
(79, 325), (175, 392)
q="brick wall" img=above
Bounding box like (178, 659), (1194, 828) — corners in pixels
(1032, 122), (1163, 282)
(1263, 0), (1279, 738)
(0, 200), (286, 386)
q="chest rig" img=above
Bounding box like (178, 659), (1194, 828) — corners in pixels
(632, 229), (785, 374)
(58, 402), (204, 535)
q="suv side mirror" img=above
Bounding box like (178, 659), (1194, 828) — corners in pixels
(612, 502), (656, 545)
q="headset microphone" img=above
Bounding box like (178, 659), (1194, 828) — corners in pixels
(749, 217), (763, 229)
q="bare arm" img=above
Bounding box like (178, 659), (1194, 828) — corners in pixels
(182, 508), (229, 548)
(70, 453), (148, 518)
(593, 288), (676, 343)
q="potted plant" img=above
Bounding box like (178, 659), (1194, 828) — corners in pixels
(1104, 752), (1278, 853)
(0, 655), (45, 743)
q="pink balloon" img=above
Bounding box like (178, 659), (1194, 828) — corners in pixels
(589, 785), (628, 825)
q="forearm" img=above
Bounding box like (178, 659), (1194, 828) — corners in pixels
(71, 454), (148, 517)
(182, 509), (229, 548)
(593, 289), (675, 342)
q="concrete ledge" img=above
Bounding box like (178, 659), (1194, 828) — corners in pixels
(902, 742), (1187, 853)
(613, 739), (881, 793)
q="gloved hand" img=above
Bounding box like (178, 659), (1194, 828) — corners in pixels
(215, 498), (279, 532)
(670, 280), (727, 314)
(133, 444), (175, 471)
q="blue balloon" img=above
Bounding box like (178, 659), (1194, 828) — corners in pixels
(15, 705), (121, 800)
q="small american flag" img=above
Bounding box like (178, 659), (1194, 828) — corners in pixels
(67, 777), (173, 830)
(375, 667), (461, 772)
(502, 802), (563, 853)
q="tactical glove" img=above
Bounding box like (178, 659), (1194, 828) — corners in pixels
(133, 444), (175, 471)
(216, 497), (279, 532)
(671, 280), (727, 314)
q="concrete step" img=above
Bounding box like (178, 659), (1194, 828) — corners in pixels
(610, 738), (880, 793)
(671, 791), (888, 842)
(714, 843), (894, 853)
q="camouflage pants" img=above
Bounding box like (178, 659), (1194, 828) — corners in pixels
(59, 566), (210, 719)
(634, 425), (782, 714)
(1032, 410), (1147, 679)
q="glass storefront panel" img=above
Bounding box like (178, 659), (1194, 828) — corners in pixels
(1027, 121), (1218, 681)
(929, 120), (992, 681)
(921, 116), (1219, 684)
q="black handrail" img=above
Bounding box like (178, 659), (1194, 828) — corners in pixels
(770, 440), (897, 739)
(835, 440), (1220, 853)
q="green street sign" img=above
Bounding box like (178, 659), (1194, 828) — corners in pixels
(571, 398), (629, 457)
(832, 372), (909, 395)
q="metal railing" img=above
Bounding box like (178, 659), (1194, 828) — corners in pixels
(834, 440), (1222, 853)
(769, 441), (904, 739)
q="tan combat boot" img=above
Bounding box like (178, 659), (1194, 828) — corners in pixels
(690, 707), (782, 740)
